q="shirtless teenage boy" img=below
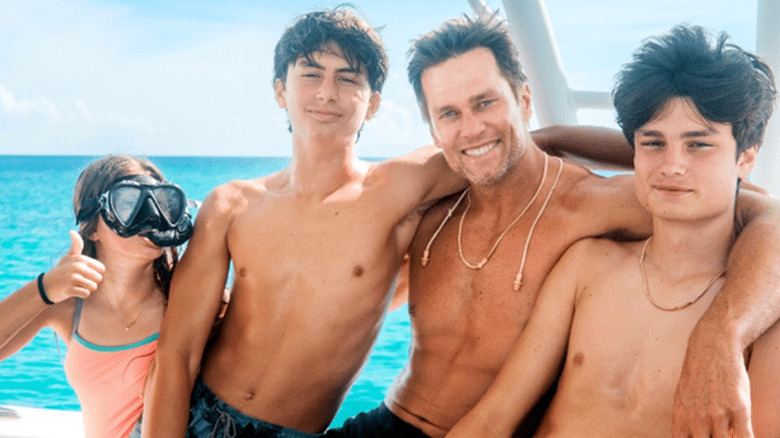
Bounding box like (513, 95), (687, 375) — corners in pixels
(325, 15), (780, 438)
(447, 24), (779, 438)
(141, 9), (465, 437)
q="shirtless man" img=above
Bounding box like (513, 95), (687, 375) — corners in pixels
(139, 8), (609, 437)
(447, 24), (779, 438)
(324, 15), (780, 438)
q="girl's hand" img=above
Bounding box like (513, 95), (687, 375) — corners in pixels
(42, 231), (105, 302)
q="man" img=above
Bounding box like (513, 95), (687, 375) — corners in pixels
(447, 24), (779, 437)
(324, 15), (780, 438)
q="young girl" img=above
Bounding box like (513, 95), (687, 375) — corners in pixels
(0, 155), (194, 438)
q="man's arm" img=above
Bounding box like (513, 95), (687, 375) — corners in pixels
(748, 318), (780, 437)
(532, 125), (634, 170)
(446, 240), (586, 438)
(672, 191), (780, 438)
(142, 186), (233, 437)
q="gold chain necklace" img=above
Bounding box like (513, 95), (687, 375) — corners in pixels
(457, 154), (550, 270)
(639, 237), (726, 311)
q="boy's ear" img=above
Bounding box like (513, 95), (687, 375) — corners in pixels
(737, 145), (758, 180)
(364, 92), (381, 121)
(274, 79), (287, 109)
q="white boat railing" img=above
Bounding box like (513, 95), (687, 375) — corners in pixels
(470, 0), (779, 195)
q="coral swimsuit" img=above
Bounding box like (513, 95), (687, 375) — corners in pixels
(64, 298), (157, 438)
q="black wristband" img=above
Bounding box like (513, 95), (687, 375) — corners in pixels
(37, 272), (54, 305)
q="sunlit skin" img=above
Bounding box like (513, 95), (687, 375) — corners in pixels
(384, 47), (653, 437)
(423, 47), (532, 189)
(446, 97), (780, 438)
(274, 48), (380, 148)
(142, 45), (465, 435)
(634, 98), (755, 225)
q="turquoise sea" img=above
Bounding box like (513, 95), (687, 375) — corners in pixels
(0, 155), (410, 428)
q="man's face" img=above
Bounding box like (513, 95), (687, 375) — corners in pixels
(421, 47), (532, 187)
(633, 97), (756, 222)
(274, 46), (380, 143)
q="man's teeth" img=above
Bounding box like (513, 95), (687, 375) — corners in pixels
(463, 142), (497, 156)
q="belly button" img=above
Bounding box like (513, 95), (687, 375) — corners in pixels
(352, 265), (364, 277)
(238, 267), (247, 277)
(244, 391), (255, 401)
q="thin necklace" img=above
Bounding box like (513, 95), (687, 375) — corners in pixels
(458, 154), (550, 270)
(639, 237), (727, 311)
(421, 155), (563, 292)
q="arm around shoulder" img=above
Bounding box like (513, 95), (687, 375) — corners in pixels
(142, 184), (236, 437)
(672, 191), (780, 437)
(532, 125), (634, 170)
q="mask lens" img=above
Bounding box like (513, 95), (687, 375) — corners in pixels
(110, 185), (144, 225)
(151, 186), (185, 223)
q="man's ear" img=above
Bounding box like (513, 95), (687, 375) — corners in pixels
(274, 78), (287, 109)
(737, 145), (758, 180)
(519, 83), (533, 122)
(364, 92), (381, 121)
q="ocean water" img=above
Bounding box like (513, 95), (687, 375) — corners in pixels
(0, 155), (410, 428)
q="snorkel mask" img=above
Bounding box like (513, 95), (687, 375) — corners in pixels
(76, 174), (197, 247)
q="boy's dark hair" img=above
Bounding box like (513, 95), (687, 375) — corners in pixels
(273, 6), (388, 94)
(407, 12), (527, 124)
(613, 24), (777, 154)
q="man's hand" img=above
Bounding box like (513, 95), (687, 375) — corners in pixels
(672, 321), (753, 438)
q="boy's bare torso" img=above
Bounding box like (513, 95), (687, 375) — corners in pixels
(535, 238), (720, 438)
(199, 161), (431, 432)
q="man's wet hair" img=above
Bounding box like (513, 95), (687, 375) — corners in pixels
(273, 6), (388, 94)
(613, 24), (777, 155)
(407, 12), (527, 124)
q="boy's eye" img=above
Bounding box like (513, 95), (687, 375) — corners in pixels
(639, 140), (664, 147)
(689, 142), (713, 148)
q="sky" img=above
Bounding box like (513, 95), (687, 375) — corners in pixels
(0, 0), (764, 158)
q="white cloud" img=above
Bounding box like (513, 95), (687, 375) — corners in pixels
(0, 84), (59, 120)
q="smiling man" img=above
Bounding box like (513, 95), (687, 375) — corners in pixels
(325, 15), (780, 438)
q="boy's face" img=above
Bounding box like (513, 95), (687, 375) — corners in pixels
(274, 46), (380, 144)
(633, 97), (756, 222)
(421, 47), (532, 187)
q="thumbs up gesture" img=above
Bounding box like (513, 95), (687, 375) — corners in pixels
(41, 231), (106, 303)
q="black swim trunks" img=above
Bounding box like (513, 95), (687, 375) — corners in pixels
(322, 403), (430, 438)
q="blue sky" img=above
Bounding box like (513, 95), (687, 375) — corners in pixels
(0, 0), (761, 157)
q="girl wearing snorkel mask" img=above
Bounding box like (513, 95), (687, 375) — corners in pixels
(0, 155), (195, 438)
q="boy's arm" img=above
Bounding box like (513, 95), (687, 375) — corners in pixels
(532, 125), (634, 170)
(142, 187), (233, 438)
(747, 318), (780, 438)
(673, 191), (780, 438)
(446, 240), (586, 438)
